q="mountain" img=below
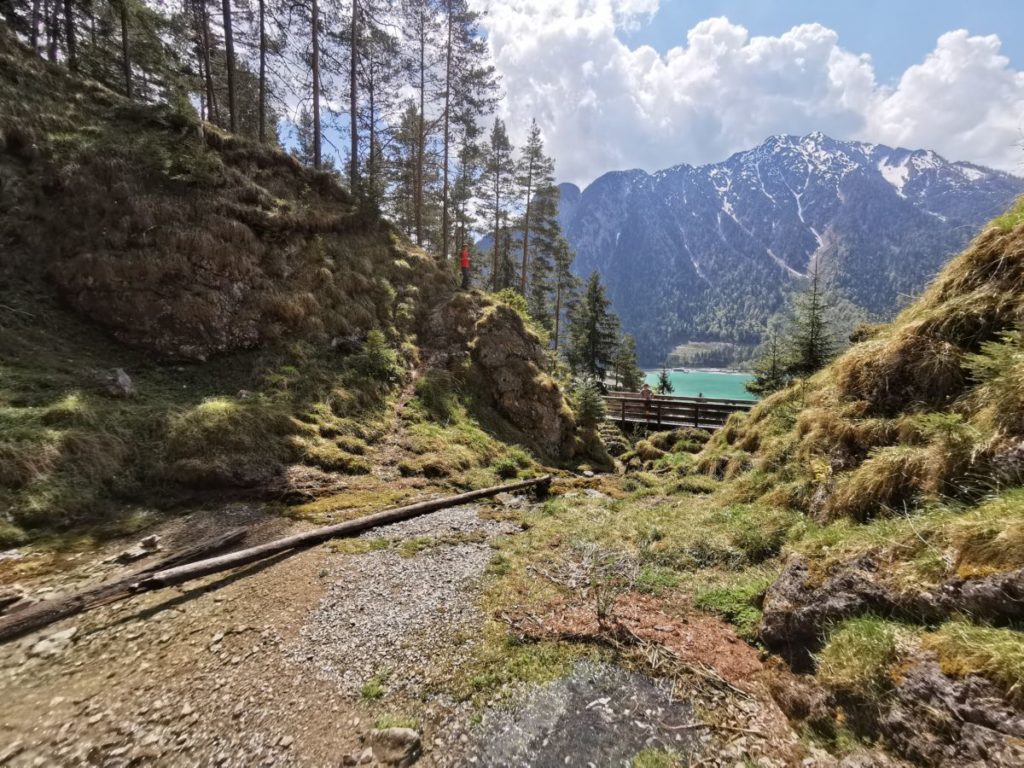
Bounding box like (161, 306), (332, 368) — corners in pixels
(558, 133), (1024, 364)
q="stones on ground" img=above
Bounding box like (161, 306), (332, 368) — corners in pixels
(28, 627), (78, 659)
(0, 741), (24, 765)
(106, 534), (162, 565)
(104, 368), (136, 398)
(290, 505), (519, 695)
(0, 584), (27, 614)
(370, 728), (421, 767)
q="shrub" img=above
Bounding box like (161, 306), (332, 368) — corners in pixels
(346, 330), (401, 385)
(492, 456), (520, 480)
(572, 377), (606, 429)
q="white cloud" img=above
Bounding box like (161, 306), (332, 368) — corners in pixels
(474, 3), (1024, 185)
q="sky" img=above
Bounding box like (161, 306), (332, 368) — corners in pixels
(473, 0), (1024, 186)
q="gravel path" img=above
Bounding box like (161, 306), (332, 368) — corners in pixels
(288, 504), (521, 697)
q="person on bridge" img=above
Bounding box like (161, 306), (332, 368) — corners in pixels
(459, 245), (471, 290)
(640, 383), (654, 417)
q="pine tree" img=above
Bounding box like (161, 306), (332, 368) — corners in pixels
(656, 366), (674, 395)
(612, 334), (643, 391)
(746, 332), (786, 396)
(786, 261), (835, 378)
(551, 235), (578, 351)
(356, 11), (403, 207)
(479, 118), (515, 290)
(515, 119), (556, 294)
(438, 0), (498, 260)
(566, 272), (620, 383)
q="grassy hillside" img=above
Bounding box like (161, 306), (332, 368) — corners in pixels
(658, 199), (1024, 757)
(0, 29), (574, 548)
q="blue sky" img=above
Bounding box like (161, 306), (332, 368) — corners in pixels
(480, 0), (1024, 184)
(622, 1), (1023, 85)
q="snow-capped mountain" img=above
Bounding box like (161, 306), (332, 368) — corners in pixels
(559, 133), (1024, 363)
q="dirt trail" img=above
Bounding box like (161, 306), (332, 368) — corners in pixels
(0, 468), (832, 767)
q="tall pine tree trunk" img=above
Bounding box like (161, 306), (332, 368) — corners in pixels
(348, 0), (359, 192)
(553, 283), (562, 350)
(62, 0), (77, 70)
(221, 0), (237, 132)
(491, 174), (500, 291)
(118, 0), (130, 97)
(30, 0), (41, 53)
(414, 17), (425, 246)
(440, 1), (453, 261)
(311, 0), (321, 169)
(46, 0), (59, 62)
(197, 0), (218, 124)
(520, 162), (533, 294)
(258, 0), (266, 142)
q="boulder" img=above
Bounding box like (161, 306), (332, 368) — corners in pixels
(428, 295), (577, 460)
(105, 368), (136, 398)
(880, 659), (1024, 766)
(369, 728), (421, 767)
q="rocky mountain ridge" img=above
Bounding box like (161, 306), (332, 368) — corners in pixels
(558, 133), (1024, 363)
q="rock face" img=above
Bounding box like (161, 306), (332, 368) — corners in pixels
(881, 660), (1024, 766)
(429, 294), (577, 460)
(557, 134), (1024, 362)
(760, 555), (1024, 655)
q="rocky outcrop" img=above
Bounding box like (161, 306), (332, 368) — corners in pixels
(881, 659), (1024, 766)
(428, 294), (577, 461)
(760, 554), (1024, 653)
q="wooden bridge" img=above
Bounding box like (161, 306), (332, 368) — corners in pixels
(604, 391), (757, 431)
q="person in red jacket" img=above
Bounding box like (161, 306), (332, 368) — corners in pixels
(459, 245), (471, 290)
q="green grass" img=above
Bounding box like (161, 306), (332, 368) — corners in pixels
(816, 617), (906, 702)
(361, 671), (390, 700)
(924, 620), (1024, 702)
(635, 565), (681, 595)
(693, 568), (777, 639)
(373, 714), (419, 730)
(631, 748), (682, 768)
(993, 196), (1024, 232)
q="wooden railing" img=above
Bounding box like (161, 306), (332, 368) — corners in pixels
(603, 391), (757, 430)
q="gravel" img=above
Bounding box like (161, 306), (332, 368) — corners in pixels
(288, 504), (521, 696)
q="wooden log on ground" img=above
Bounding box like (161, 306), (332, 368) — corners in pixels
(0, 475), (551, 643)
(0, 528), (247, 643)
(137, 474), (552, 590)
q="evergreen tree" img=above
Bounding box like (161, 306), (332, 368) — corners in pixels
(786, 262), (835, 378)
(566, 272), (620, 383)
(551, 235), (578, 351)
(479, 118), (515, 290)
(746, 332), (786, 396)
(572, 376), (606, 429)
(612, 334), (643, 391)
(515, 119), (556, 293)
(437, 0), (498, 260)
(656, 366), (674, 395)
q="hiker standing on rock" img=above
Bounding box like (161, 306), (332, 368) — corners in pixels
(459, 245), (471, 290)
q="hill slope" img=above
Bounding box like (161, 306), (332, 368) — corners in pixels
(559, 134), (1024, 363)
(686, 198), (1024, 763)
(0, 30), (577, 545)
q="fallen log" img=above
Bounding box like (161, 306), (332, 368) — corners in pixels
(136, 474), (552, 590)
(0, 475), (551, 643)
(0, 528), (247, 643)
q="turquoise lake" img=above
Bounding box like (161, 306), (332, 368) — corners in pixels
(643, 369), (756, 401)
